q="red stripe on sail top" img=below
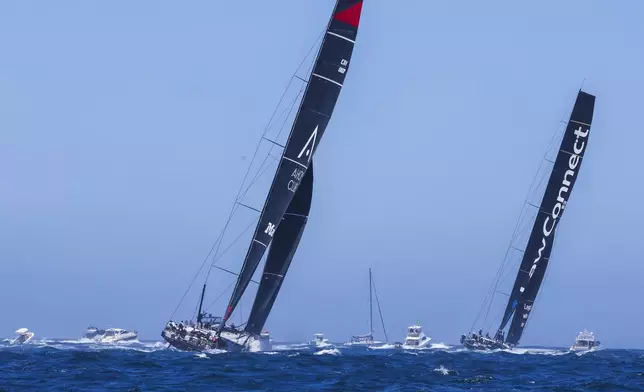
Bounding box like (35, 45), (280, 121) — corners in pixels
(333, 1), (363, 28)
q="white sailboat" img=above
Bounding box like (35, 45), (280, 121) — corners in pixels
(345, 268), (388, 347)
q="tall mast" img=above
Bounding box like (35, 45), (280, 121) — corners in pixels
(369, 268), (373, 336)
(196, 283), (206, 324)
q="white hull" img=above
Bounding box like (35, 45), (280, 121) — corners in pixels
(402, 338), (432, 349)
(569, 330), (599, 353)
(98, 328), (138, 343)
(569, 345), (597, 352)
(311, 341), (332, 349)
(219, 330), (272, 352)
(343, 340), (383, 347)
(100, 332), (138, 343)
(402, 325), (432, 349)
(10, 332), (34, 345)
(310, 334), (331, 349)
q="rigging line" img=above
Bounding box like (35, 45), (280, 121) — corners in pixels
(205, 157), (278, 271)
(201, 85), (306, 274)
(203, 280), (236, 314)
(213, 265), (260, 284)
(471, 119), (569, 332)
(237, 89), (304, 202)
(217, 80), (303, 235)
(209, 216), (259, 268)
(169, 32), (325, 320)
(371, 277), (389, 343)
(203, 30), (324, 279)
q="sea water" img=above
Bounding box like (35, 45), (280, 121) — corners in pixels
(1, 339), (643, 391)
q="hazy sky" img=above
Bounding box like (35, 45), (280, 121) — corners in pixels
(1, 1), (643, 348)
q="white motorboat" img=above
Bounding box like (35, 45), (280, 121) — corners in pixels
(82, 326), (106, 340)
(570, 330), (600, 352)
(10, 328), (35, 345)
(402, 325), (432, 349)
(310, 333), (331, 348)
(99, 328), (138, 343)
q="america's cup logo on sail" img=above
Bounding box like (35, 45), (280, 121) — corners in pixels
(297, 125), (318, 163)
(287, 125), (318, 194)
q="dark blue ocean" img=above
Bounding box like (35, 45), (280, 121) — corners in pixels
(1, 340), (643, 391)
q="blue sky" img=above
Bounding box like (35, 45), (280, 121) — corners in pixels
(1, 1), (643, 348)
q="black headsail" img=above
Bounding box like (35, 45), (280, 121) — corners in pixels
(245, 163), (314, 334)
(222, 0), (364, 325)
(498, 91), (595, 345)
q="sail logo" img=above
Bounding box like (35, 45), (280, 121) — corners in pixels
(519, 125), (589, 316)
(338, 59), (348, 74)
(297, 125), (318, 163)
(288, 168), (305, 193)
(264, 222), (276, 237)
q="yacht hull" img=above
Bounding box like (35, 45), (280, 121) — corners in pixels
(161, 323), (269, 352)
(462, 338), (510, 351)
(10, 332), (34, 345)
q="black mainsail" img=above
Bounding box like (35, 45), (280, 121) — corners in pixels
(222, 0), (364, 326)
(497, 90), (595, 345)
(461, 90), (596, 351)
(245, 163), (314, 334)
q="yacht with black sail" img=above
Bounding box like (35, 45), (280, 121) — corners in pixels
(345, 268), (389, 347)
(161, 0), (365, 352)
(460, 90), (596, 351)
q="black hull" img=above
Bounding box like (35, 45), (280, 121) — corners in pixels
(161, 324), (245, 352)
(462, 337), (510, 351)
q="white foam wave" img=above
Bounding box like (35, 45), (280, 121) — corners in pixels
(369, 343), (397, 350)
(430, 342), (451, 350)
(194, 353), (209, 359)
(203, 348), (227, 355)
(504, 347), (568, 356)
(272, 343), (310, 351)
(314, 348), (341, 356)
(433, 365), (457, 375)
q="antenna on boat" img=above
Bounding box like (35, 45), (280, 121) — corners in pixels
(369, 268), (373, 337)
(196, 284), (206, 325)
(371, 271), (389, 343)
